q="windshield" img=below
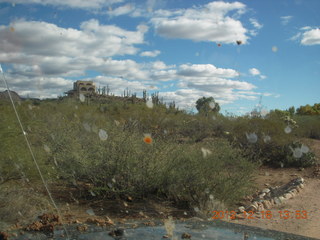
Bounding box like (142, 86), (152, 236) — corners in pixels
(1, 0), (319, 239)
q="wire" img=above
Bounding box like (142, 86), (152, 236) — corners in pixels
(0, 65), (70, 239)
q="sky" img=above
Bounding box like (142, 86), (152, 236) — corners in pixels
(0, 0), (319, 115)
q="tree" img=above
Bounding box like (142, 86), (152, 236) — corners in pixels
(196, 97), (220, 116)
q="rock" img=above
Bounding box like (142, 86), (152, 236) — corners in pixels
(274, 197), (282, 205)
(257, 202), (264, 212)
(0, 231), (9, 240)
(258, 193), (266, 199)
(109, 228), (124, 237)
(181, 232), (192, 239)
(262, 200), (272, 209)
(246, 205), (257, 213)
(238, 206), (245, 213)
(284, 193), (293, 199)
(279, 196), (286, 202)
(262, 188), (270, 193)
(299, 183), (305, 189)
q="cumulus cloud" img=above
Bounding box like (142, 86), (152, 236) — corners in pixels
(0, 0), (123, 9)
(280, 16), (293, 25)
(0, 18), (265, 109)
(249, 68), (260, 76)
(249, 68), (266, 79)
(291, 27), (320, 45)
(150, 1), (250, 44)
(140, 50), (161, 57)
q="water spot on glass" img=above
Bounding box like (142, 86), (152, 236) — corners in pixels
(292, 148), (303, 158)
(43, 144), (51, 153)
(205, 188), (210, 194)
(143, 133), (153, 144)
(79, 93), (85, 102)
(107, 182), (113, 188)
(146, 99), (153, 108)
(224, 131), (230, 135)
(301, 144), (309, 153)
(23, 131), (27, 136)
(86, 208), (95, 216)
(260, 109), (269, 117)
(209, 101), (216, 109)
(284, 126), (292, 134)
(280, 162), (284, 168)
(263, 135), (271, 143)
(184, 211), (187, 215)
(83, 122), (91, 132)
(212, 116), (216, 120)
(272, 46), (278, 52)
(125, 210), (129, 214)
(112, 177), (116, 183)
(89, 191), (96, 197)
(209, 194), (214, 200)
(98, 129), (108, 141)
(201, 147), (212, 158)
(163, 130), (168, 134)
(194, 207), (199, 212)
(246, 132), (258, 143)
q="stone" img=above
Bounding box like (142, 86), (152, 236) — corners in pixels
(262, 200), (272, 209)
(274, 197), (282, 205)
(238, 206), (245, 213)
(284, 193), (293, 199)
(257, 202), (264, 212)
(259, 193), (266, 199)
(299, 183), (305, 189)
(246, 205), (257, 213)
(262, 188), (270, 193)
(279, 196), (286, 202)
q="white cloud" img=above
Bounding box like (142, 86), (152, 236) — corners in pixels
(140, 50), (161, 57)
(301, 28), (320, 45)
(108, 3), (134, 16)
(249, 68), (266, 80)
(291, 27), (320, 45)
(280, 16), (293, 25)
(0, 18), (266, 109)
(150, 1), (250, 44)
(249, 18), (263, 29)
(0, 0), (123, 9)
(249, 68), (260, 76)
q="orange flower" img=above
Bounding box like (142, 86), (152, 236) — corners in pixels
(143, 134), (152, 144)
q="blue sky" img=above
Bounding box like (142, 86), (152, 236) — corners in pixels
(0, 0), (319, 115)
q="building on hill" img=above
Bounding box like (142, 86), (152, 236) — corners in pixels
(0, 90), (21, 101)
(65, 80), (96, 97)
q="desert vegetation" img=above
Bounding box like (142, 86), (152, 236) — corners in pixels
(0, 94), (319, 226)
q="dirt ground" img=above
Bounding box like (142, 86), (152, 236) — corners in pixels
(234, 138), (320, 239)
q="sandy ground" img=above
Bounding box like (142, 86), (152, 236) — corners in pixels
(232, 138), (320, 239)
(231, 167), (320, 239)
